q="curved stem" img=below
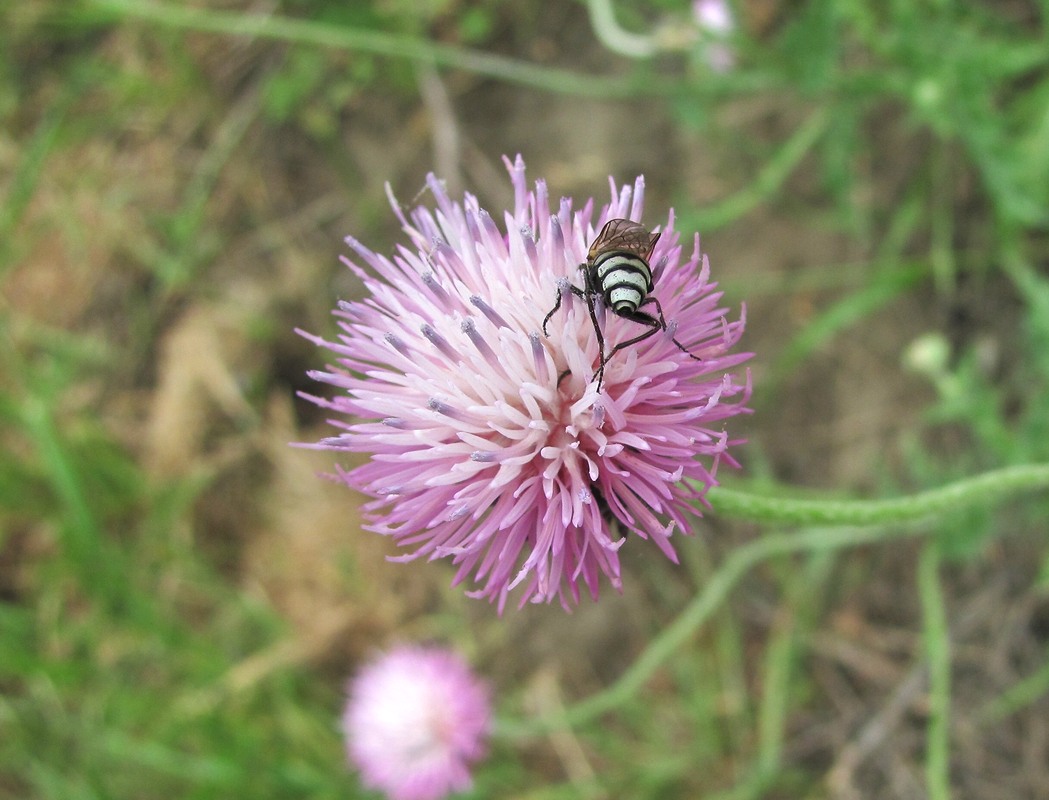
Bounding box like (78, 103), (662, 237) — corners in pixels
(585, 0), (658, 58)
(495, 522), (922, 739)
(495, 463), (1049, 739)
(705, 463), (1049, 526)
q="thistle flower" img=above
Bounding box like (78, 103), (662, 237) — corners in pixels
(299, 155), (750, 611)
(343, 646), (491, 800)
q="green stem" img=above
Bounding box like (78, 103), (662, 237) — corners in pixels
(919, 541), (952, 800)
(84, 0), (670, 99)
(495, 463), (1049, 739)
(979, 655), (1049, 722)
(705, 463), (1049, 526)
(585, 0), (658, 58)
(691, 108), (832, 229)
(495, 522), (924, 739)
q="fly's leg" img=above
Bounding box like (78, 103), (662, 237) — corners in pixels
(594, 298), (704, 388)
(595, 311), (661, 387)
(636, 296), (703, 362)
(543, 278), (590, 387)
(542, 280), (585, 336)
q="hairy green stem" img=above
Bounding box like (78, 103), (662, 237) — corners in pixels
(706, 463), (1049, 526)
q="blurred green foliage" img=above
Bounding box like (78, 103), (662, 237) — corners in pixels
(2, 0), (1049, 797)
(262, 0), (504, 135)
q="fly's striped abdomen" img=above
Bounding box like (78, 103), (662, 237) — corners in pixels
(594, 251), (653, 314)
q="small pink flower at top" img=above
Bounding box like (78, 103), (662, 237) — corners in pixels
(343, 646), (491, 800)
(299, 155), (751, 611)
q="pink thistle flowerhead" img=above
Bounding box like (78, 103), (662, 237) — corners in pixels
(299, 155), (751, 611)
(342, 646), (491, 800)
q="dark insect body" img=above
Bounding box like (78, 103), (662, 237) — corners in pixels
(542, 218), (702, 390)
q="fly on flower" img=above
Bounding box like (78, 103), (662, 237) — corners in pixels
(297, 154), (751, 611)
(543, 218), (703, 390)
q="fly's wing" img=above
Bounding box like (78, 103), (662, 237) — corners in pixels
(588, 218), (660, 261)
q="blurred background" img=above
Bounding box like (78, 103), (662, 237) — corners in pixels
(3, 1), (1049, 797)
